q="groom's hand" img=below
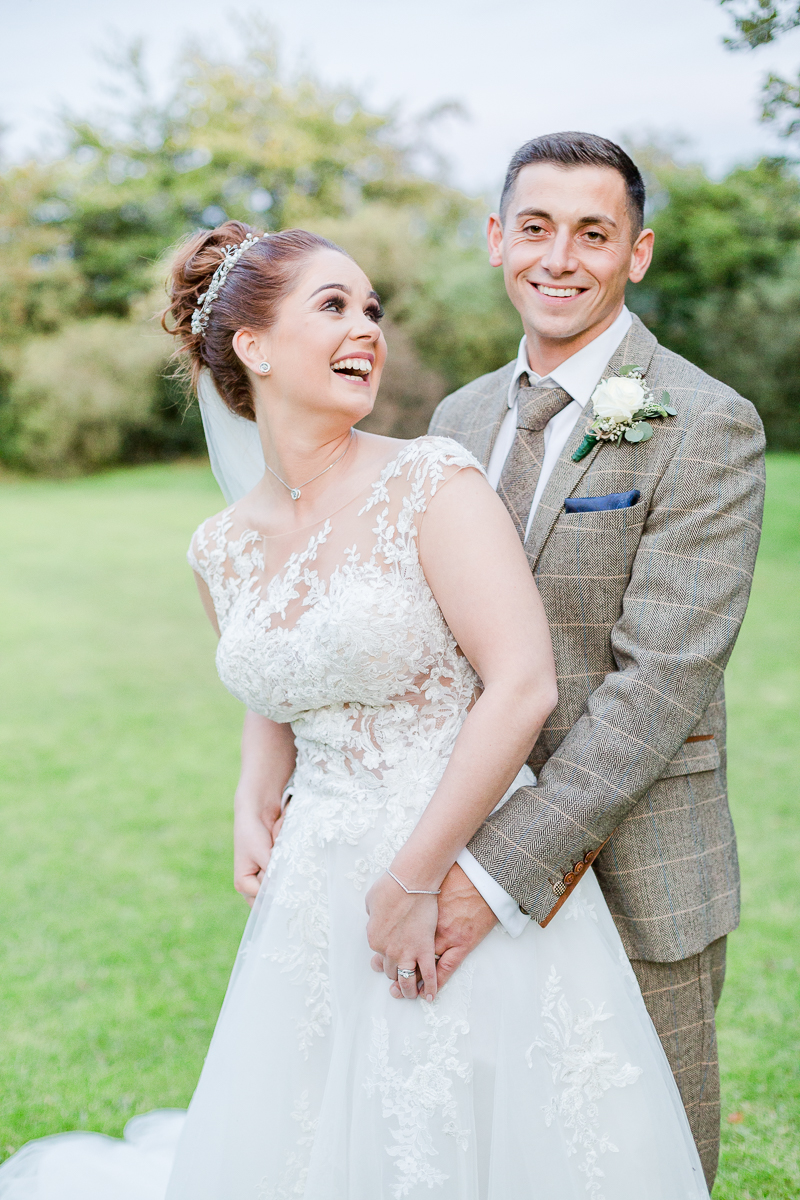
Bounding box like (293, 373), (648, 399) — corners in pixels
(371, 862), (498, 997)
(432, 863), (497, 990)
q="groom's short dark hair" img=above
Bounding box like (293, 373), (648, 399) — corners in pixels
(500, 132), (646, 236)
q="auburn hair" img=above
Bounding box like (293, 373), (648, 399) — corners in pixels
(163, 221), (350, 419)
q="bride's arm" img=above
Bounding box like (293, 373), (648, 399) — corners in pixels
(365, 468), (557, 998)
(193, 572), (297, 906)
(234, 711), (297, 905)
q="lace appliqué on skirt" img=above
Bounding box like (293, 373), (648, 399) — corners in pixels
(527, 966), (642, 1199)
(366, 967), (474, 1198)
(256, 1091), (316, 1199)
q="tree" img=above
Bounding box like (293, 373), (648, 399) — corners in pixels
(721, 1), (800, 137)
(722, 0), (800, 48)
(3, 38), (471, 328)
(628, 149), (800, 448)
(0, 35), (521, 473)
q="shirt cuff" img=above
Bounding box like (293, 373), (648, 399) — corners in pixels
(456, 848), (530, 938)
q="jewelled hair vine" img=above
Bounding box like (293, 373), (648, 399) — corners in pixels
(191, 233), (267, 337)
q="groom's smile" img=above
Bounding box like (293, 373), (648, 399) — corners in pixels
(531, 283), (586, 301)
(486, 161), (654, 373)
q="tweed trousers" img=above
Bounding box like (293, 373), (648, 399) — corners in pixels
(631, 936), (727, 1190)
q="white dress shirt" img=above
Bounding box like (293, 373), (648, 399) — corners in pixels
(455, 306), (632, 935)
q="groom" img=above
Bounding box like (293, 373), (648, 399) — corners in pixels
(427, 132), (765, 1187)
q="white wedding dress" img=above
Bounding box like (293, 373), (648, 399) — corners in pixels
(0, 437), (709, 1200)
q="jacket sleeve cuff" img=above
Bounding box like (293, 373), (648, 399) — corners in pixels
(456, 848), (530, 937)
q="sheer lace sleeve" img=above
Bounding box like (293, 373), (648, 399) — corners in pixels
(186, 508), (253, 630)
(359, 436), (486, 520)
(187, 523), (208, 582)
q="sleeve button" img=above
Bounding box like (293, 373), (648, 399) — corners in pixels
(564, 872), (575, 886)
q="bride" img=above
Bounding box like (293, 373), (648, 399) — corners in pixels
(0, 222), (709, 1199)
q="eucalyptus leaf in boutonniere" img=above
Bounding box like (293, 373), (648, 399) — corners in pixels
(572, 364), (677, 462)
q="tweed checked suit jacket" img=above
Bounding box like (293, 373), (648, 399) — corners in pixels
(429, 315), (766, 963)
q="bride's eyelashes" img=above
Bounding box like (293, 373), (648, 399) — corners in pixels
(320, 293), (384, 322)
(320, 294), (346, 314)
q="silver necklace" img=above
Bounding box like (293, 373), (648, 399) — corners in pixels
(264, 429), (354, 500)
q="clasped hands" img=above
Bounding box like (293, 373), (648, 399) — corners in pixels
(233, 794), (499, 996)
(366, 862), (497, 1001)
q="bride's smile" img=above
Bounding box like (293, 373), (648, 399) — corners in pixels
(330, 350), (374, 384)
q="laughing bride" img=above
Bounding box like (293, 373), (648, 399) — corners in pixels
(0, 222), (709, 1199)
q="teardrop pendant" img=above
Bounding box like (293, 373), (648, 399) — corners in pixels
(261, 429), (354, 502)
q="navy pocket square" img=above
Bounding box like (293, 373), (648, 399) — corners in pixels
(564, 489), (641, 513)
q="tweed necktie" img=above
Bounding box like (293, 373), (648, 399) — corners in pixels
(497, 381), (574, 541)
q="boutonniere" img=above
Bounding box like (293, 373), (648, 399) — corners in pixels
(572, 365), (676, 462)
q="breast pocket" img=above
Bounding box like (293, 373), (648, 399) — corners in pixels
(537, 499), (648, 629)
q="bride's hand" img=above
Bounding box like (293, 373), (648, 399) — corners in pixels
(233, 799), (283, 907)
(365, 873), (438, 1001)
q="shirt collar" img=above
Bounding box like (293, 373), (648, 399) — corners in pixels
(506, 305), (633, 409)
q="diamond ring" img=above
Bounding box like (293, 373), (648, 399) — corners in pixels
(396, 967), (416, 980)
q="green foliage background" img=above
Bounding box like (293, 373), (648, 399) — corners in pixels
(2, 34), (800, 473)
(628, 149), (800, 450)
(0, 38), (519, 474)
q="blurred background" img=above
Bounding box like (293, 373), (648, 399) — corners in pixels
(0, 2), (798, 1197)
(3, 0), (800, 467)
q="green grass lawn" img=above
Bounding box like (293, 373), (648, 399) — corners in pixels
(715, 455), (800, 1199)
(0, 455), (797, 1196)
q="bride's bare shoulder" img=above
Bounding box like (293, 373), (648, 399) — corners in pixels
(353, 430), (410, 464)
(358, 431), (475, 460)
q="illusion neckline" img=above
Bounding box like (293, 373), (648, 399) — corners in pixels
(227, 438), (417, 542)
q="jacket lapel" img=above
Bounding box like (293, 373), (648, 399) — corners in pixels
(468, 364), (516, 469)
(523, 315), (658, 568)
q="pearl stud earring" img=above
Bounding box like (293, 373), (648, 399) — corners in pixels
(259, 362), (271, 374)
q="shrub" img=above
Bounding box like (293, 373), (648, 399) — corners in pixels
(628, 153), (800, 449)
(0, 316), (194, 474)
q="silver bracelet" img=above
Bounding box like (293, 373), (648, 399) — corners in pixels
(386, 869), (441, 896)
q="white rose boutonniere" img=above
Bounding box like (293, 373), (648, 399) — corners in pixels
(572, 365), (677, 462)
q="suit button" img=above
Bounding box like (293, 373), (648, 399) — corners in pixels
(564, 872), (575, 886)
(584, 850), (595, 864)
(574, 861), (584, 875)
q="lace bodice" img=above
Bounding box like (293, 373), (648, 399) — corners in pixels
(188, 437), (485, 796)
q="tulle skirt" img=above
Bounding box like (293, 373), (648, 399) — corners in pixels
(0, 792), (709, 1200)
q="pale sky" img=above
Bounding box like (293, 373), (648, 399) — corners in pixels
(4, 0), (800, 196)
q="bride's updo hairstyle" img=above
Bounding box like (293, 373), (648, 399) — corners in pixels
(164, 220), (351, 420)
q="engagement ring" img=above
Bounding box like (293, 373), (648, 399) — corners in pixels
(396, 967), (416, 979)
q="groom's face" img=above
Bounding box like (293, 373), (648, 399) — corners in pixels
(488, 163), (653, 349)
